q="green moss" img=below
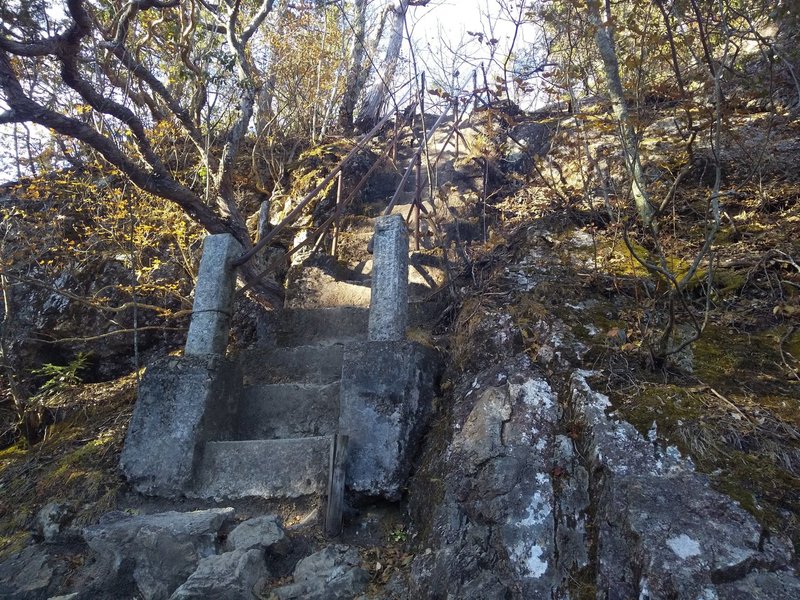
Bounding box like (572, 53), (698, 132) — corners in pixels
(581, 233), (747, 297)
(783, 327), (800, 358)
(601, 237), (650, 278)
(0, 443), (27, 463)
(693, 325), (797, 393)
(42, 437), (114, 497)
(290, 139), (355, 195)
(614, 385), (705, 453)
(711, 451), (800, 549)
(712, 268), (746, 296)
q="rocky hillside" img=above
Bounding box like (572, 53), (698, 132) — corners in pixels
(0, 93), (799, 598)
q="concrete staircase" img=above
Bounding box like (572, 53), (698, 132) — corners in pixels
(125, 113), (456, 506)
(190, 296), (444, 502)
(189, 122), (464, 502)
(192, 307), (368, 500)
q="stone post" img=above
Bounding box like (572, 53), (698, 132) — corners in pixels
(368, 215), (408, 341)
(185, 233), (243, 356)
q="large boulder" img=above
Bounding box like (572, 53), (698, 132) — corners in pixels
(569, 372), (798, 599)
(504, 121), (551, 174)
(82, 508), (234, 600)
(270, 545), (370, 600)
(0, 545), (65, 599)
(168, 549), (267, 600)
(409, 355), (579, 598)
(338, 340), (442, 500)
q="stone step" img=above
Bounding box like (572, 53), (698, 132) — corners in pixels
(192, 437), (331, 500)
(264, 306), (369, 346)
(238, 344), (345, 385)
(285, 255), (445, 309)
(356, 253), (447, 290)
(285, 275), (372, 309)
(262, 303), (446, 346)
(236, 382), (339, 439)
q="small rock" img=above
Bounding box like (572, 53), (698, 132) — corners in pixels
(35, 502), (75, 543)
(270, 545), (369, 600)
(224, 515), (285, 552)
(169, 549), (267, 600)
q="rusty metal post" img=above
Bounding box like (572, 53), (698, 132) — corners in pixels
(483, 157), (489, 244)
(481, 62), (490, 106)
(332, 171), (343, 257)
(414, 152), (421, 251)
(473, 70), (478, 109)
(392, 115), (399, 163)
(325, 434), (349, 537)
(454, 97), (460, 159)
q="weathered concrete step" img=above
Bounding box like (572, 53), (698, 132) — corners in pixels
(285, 276), (372, 308)
(193, 437), (331, 499)
(265, 306), (369, 346)
(239, 344), (344, 384)
(286, 277), (435, 308)
(263, 303), (447, 346)
(236, 382), (339, 439)
(355, 253), (447, 290)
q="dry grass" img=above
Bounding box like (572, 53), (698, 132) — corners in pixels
(0, 373), (138, 560)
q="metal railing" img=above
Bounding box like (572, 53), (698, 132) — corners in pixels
(233, 69), (490, 297)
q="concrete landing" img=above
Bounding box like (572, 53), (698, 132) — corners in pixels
(260, 303), (446, 348)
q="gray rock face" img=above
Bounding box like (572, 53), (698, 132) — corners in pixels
(451, 309), (524, 374)
(569, 372), (797, 599)
(553, 434), (590, 580)
(224, 515), (285, 552)
(716, 571), (800, 599)
(168, 549), (267, 600)
(270, 545), (370, 600)
(0, 545), (62, 599)
(338, 340), (442, 500)
(120, 354), (241, 497)
(504, 121), (551, 174)
(410, 355), (578, 598)
(82, 508), (234, 600)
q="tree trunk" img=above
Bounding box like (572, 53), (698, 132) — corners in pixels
(587, 0), (654, 227)
(355, 0), (410, 130)
(338, 0), (368, 133)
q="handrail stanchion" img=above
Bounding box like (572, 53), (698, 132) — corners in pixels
(368, 215), (408, 342)
(184, 234), (242, 356)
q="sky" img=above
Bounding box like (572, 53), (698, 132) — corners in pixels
(407, 0), (544, 108)
(0, 0), (545, 183)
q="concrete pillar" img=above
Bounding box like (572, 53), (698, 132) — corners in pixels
(185, 234), (243, 356)
(369, 215), (408, 341)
